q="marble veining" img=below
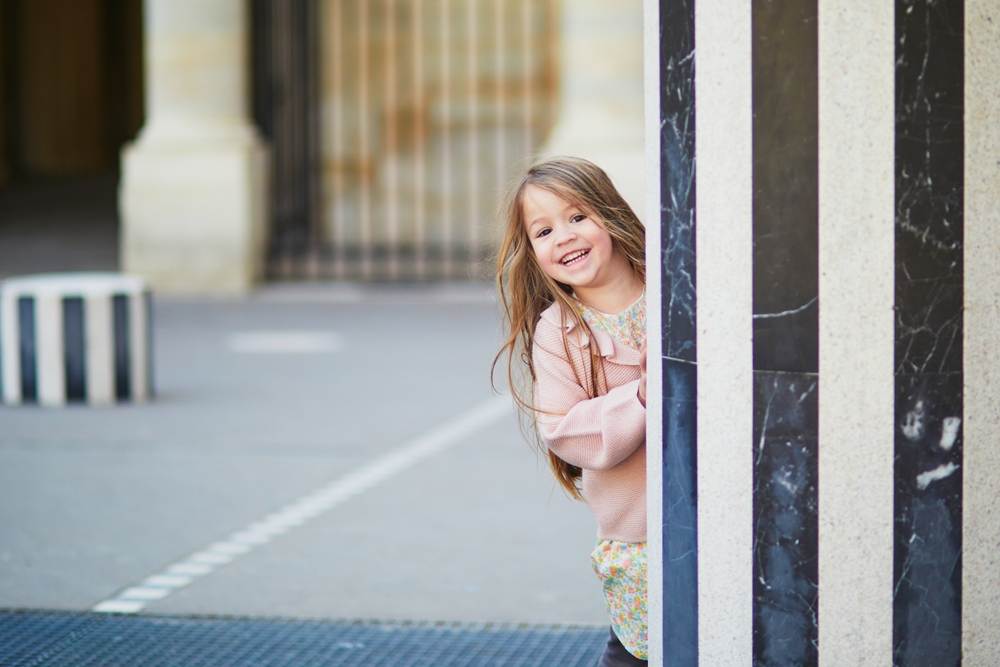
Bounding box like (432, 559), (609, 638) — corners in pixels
(662, 360), (698, 666)
(659, 0), (698, 665)
(894, 0), (963, 376)
(893, 0), (963, 665)
(751, 2), (819, 666)
(893, 376), (962, 667)
(753, 372), (818, 667)
(751, 0), (819, 376)
(659, 0), (696, 364)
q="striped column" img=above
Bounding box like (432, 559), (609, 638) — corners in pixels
(0, 274), (152, 407)
(645, 1), (1000, 665)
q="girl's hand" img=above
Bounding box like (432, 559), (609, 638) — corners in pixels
(638, 339), (647, 407)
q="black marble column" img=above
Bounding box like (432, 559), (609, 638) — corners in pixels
(893, 1), (964, 665)
(659, 0), (697, 665)
(751, 1), (819, 665)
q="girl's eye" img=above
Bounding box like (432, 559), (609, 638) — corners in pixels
(535, 228), (551, 238)
(570, 214), (586, 223)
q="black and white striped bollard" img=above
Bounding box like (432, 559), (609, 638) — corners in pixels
(0, 273), (152, 406)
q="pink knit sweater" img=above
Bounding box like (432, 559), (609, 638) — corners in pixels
(532, 301), (647, 543)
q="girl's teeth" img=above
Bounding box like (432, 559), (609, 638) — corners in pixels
(563, 251), (587, 264)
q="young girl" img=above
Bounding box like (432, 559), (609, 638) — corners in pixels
(495, 157), (648, 667)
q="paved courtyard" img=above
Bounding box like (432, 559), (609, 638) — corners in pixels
(0, 282), (607, 626)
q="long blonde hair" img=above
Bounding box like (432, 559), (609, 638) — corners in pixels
(493, 157), (646, 500)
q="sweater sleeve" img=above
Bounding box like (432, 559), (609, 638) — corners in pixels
(532, 323), (646, 472)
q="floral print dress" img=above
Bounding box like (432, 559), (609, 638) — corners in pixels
(579, 291), (648, 660)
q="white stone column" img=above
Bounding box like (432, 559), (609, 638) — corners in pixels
(542, 0), (644, 217)
(817, 3), (895, 664)
(963, 2), (1000, 662)
(120, 0), (269, 294)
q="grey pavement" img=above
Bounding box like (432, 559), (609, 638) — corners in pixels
(0, 282), (607, 625)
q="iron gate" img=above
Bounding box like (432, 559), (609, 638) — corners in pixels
(254, 0), (557, 281)
(252, 0), (322, 276)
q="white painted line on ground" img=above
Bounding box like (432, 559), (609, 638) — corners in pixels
(166, 563), (213, 576)
(188, 551), (235, 565)
(228, 331), (343, 354)
(118, 587), (172, 601)
(92, 600), (145, 614)
(91, 396), (511, 614)
(144, 575), (192, 588)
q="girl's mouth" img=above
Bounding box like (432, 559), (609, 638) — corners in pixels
(561, 250), (590, 265)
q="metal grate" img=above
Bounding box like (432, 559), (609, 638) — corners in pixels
(0, 610), (606, 667)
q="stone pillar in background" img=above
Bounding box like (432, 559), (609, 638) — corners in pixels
(542, 0), (644, 216)
(120, 0), (268, 294)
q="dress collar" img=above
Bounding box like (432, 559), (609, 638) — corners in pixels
(539, 300), (617, 358)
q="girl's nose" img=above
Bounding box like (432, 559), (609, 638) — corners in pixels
(555, 227), (576, 244)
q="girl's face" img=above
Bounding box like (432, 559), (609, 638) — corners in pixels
(522, 185), (625, 297)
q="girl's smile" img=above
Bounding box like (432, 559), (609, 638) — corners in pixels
(560, 249), (590, 265)
(523, 184), (641, 313)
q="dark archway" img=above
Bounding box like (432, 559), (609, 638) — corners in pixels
(0, 0), (143, 277)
